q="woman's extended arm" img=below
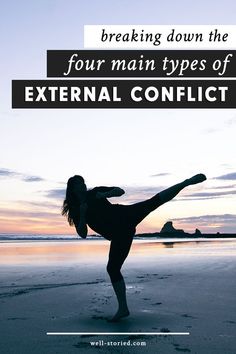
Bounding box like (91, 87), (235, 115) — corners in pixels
(96, 187), (125, 199)
(75, 203), (88, 238)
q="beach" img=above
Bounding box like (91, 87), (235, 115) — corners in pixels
(0, 238), (235, 353)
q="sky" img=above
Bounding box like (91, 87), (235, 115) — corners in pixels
(0, 0), (236, 235)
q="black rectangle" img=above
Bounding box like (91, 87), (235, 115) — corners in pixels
(12, 79), (236, 108)
(47, 50), (236, 77)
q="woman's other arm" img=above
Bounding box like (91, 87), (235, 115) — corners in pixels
(96, 187), (125, 199)
(75, 203), (88, 238)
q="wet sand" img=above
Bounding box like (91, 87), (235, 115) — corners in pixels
(0, 239), (236, 353)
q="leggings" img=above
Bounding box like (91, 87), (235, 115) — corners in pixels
(106, 192), (163, 283)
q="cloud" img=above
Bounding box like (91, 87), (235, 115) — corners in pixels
(175, 185), (236, 201)
(208, 184), (236, 190)
(0, 167), (44, 183)
(225, 117), (236, 126)
(120, 185), (165, 204)
(189, 190), (236, 198)
(150, 173), (171, 177)
(22, 176), (44, 182)
(214, 172), (236, 180)
(0, 168), (18, 177)
(46, 188), (66, 199)
(203, 128), (219, 134)
(21, 200), (61, 209)
(0, 208), (59, 219)
(172, 214), (236, 233)
(0, 207), (69, 234)
(173, 214), (236, 224)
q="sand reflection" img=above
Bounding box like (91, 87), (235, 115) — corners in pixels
(0, 238), (235, 265)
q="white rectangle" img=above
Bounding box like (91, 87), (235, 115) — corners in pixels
(84, 25), (236, 49)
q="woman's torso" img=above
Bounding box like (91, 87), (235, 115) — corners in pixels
(85, 187), (135, 239)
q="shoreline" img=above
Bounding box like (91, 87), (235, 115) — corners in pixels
(0, 236), (235, 244)
(0, 230), (236, 242)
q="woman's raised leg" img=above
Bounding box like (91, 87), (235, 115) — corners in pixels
(126, 173), (206, 227)
(158, 173), (206, 204)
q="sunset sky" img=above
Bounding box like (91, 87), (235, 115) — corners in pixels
(0, 0), (236, 235)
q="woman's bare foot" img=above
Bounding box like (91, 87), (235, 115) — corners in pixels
(107, 308), (130, 322)
(185, 173), (206, 186)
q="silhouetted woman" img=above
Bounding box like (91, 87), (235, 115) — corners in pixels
(62, 173), (206, 321)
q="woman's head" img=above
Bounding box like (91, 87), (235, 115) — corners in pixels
(62, 175), (86, 226)
(67, 174), (84, 186)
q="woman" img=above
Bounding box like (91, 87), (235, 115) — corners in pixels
(62, 173), (206, 321)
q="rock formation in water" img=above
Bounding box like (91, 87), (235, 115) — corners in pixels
(160, 221), (185, 235)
